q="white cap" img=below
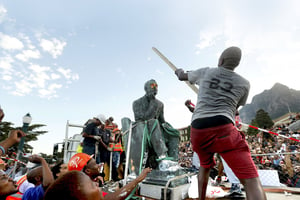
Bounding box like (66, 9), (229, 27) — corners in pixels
(96, 114), (106, 124)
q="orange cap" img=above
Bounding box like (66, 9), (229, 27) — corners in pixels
(68, 153), (93, 171)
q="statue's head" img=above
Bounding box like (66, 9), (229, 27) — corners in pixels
(218, 46), (242, 70)
(144, 79), (158, 99)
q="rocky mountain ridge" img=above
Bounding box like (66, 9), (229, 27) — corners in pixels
(240, 83), (300, 123)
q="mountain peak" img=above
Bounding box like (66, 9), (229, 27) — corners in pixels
(271, 83), (289, 91)
(240, 83), (300, 123)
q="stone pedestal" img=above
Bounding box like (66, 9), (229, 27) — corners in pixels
(139, 169), (193, 200)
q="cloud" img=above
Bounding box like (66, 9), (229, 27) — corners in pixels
(0, 5), (7, 23)
(0, 55), (14, 70)
(29, 64), (51, 88)
(57, 67), (79, 80)
(0, 5), (78, 99)
(13, 80), (33, 96)
(196, 30), (222, 50)
(39, 38), (66, 58)
(50, 73), (60, 80)
(2, 75), (11, 81)
(38, 83), (62, 99)
(0, 33), (24, 50)
(15, 49), (41, 62)
(49, 83), (62, 90)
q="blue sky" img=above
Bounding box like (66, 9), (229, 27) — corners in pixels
(1, 0), (300, 154)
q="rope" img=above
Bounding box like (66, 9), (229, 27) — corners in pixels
(125, 121), (150, 200)
(1, 156), (27, 165)
(125, 119), (167, 200)
(241, 122), (300, 142)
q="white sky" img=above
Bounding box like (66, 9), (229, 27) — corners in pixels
(1, 0), (300, 154)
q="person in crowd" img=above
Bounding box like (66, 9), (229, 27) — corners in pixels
(0, 107), (26, 199)
(109, 128), (123, 181)
(0, 159), (6, 175)
(67, 152), (152, 199)
(44, 167), (151, 200)
(98, 123), (112, 181)
(0, 108), (25, 157)
(105, 116), (118, 131)
(82, 114), (106, 163)
(14, 174), (34, 196)
(0, 130), (26, 157)
(175, 46), (266, 200)
(44, 171), (103, 200)
(0, 155), (53, 200)
(0, 173), (23, 199)
(22, 155), (54, 200)
(185, 99), (244, 197)
(51, 159), (68, 179)
(0, 107), (4, 122)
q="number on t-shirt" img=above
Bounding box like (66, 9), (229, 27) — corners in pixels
(209, 78), (233, 92)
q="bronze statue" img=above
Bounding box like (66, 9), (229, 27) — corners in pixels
(122, 79), (180, 175)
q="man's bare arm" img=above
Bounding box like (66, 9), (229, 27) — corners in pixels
(104, 168), (152, 200)
(0, 130), (25, 156)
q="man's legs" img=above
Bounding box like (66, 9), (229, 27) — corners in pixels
(221, 152), (266, 200)
(82, 144), (95, 156)
(221, 156), (243, 196)
(240, 177), (266, 200)
(198, 166), (211, 200)
(112, 152), (120, 181)
(216, 155), (224, 185)
(220, 143), (266, 199)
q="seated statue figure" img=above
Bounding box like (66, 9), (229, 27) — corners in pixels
(122, 79), (180, 176)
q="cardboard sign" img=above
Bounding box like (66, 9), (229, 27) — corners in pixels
(258, 170), (281, 186)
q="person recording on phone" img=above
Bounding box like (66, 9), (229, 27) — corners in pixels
(0, 107), (26, 157)
(0, 107), (26, 199)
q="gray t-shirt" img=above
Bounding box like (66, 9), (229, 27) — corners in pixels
(188, 67), (250, 123)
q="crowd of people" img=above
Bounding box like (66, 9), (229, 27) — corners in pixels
(247, 120), (300, 187)
(176, 114), (300, 188)
(0, 107), (152, 200)
(80, 115), (123, 182)
(178, 141), (193, 168)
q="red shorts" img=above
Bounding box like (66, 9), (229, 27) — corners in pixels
(191, 123), (258, 179)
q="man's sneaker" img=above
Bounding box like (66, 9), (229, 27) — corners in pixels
(224, 183), (244, 198)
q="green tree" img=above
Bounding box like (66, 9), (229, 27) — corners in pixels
(247, 119), (259, 135)
(0, 121), (15, 141)
(247, 109), (274, 135)
(0, 121), (47, 153)
(255, 109), (274, 129)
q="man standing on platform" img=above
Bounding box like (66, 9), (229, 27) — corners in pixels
(175, 46), (266, 200)
(98, 123), (112, 181)
(82, 114), (106, 163)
